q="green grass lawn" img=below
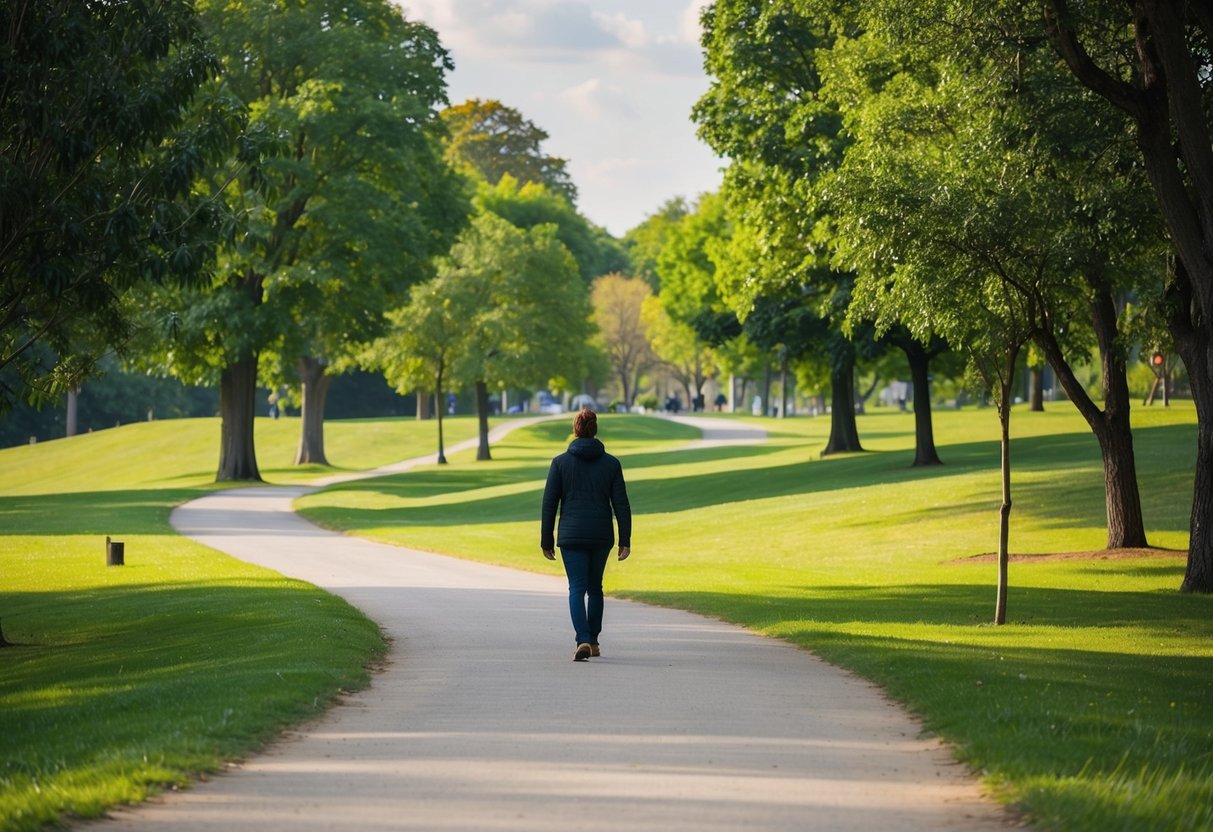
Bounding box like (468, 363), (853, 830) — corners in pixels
(0, 415), (486, 832)
(296, 404), (1212, 832)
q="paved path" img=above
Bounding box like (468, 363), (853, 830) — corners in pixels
(98, 416), (1010, 831)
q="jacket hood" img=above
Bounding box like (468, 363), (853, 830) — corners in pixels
(567, 437), (605, 460)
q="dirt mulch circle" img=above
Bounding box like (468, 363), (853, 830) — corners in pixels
(950, 547), (1186, 565)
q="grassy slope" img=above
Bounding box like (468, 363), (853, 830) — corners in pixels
(297, 405), (1211, 832)
(0, 415), (482, 832)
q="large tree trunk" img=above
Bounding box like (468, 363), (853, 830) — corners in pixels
(217, 355), (261, 482)
(778, 350), (789, 418)
(1182, 361), (1213, 592)
(65, 388), (78, 437)
(618, 369), (632, 407)
(903, 339), (942, 466)
(1028, 365), (1045, 411)
(475, 379), (491, 461)
(1046, 1), (1211, 584)
(1033, 281), (1148, 549)
(823, 346), (862, 455)
(1168, 261), (1213, 592)
(294, 356), (331, 466)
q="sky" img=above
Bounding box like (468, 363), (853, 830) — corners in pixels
(399, 0), (724, 237)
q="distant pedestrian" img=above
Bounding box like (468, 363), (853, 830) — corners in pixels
(541, 407), (631, 662)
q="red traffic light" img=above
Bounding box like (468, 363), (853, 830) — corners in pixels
(1152, 352), (1165, 367)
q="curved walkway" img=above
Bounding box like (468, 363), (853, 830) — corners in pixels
(98, 416), (1010, 831)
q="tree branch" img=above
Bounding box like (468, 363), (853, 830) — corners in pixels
(1041, 0), (1149, 120)
(1139, 0), (1213, 237)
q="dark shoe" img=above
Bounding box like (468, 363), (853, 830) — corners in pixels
(574, 643), (592, 662)
(590, 644), (601, 657)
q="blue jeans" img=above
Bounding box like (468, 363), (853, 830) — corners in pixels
(560, 547), (611, 645)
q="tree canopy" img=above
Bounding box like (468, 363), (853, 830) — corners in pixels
(138, 0), (463, 480)
(441, 98), (578, 205)
(0, 0), (247, 412)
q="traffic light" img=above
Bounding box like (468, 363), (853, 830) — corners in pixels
(1152, 352), (1165, 368)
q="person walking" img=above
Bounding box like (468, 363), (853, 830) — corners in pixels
(541, 407), (631, 661)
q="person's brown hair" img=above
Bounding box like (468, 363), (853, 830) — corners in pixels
(573, 407), (598, 438)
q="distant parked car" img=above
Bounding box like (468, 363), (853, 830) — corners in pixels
(570, 394), (600, 411)
(537, 391), (564, 414)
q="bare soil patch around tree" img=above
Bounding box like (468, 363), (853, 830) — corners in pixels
(951, 547), (1186, 565)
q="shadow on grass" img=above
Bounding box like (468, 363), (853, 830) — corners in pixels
(7, 423), (1195, 543)
(0, 488), (199, 536)
(619, 580), (1205, 632)
(303, 424), (1192, 538)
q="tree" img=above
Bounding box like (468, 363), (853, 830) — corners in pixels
(825, 5), (1156, 547)
(592, 275), (656, 407)
(476, 176), (611, 283)
(1043, 0), (1213, 589)
(0, 0), (245, 413)
(441, 98), (578, 204)
(655, 192), (731, 325)
(369, 276), (471, 465)
(155, 0), (458, 481)
(967, 300), (1032, 626)
(836, 126), (1034, 622)
(694, 1), (865, 451)
(447, 213), (591, 460)
(441, 101), (626, 283)
(642, 296), (718, 409)
(268, 115), (466, 466)
(625, 198), (690, 288)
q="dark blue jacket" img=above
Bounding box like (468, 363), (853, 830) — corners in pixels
(540, 437), (631, 550)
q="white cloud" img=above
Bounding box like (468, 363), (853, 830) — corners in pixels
(592, 11), (647, 49)
(678, 0), (712, 44)
(559, 78), (638, 121)
(394, 0), (724, 235)
(491, 10), (533, 40)
(578, 156), (643, 185)
(404, 0), (626, 57)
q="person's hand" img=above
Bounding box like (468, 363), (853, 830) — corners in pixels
(618, 546), (630, 561)
(542, 548), (556, 560)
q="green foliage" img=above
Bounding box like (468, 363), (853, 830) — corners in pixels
(476, 175), (614, 283)
(368, 211), (592, 399)
(441, 98), (578, 204)
(623, 197), (690, 288)
(298, 406), (1209, 831)
(0, 0), (246, 411)
(693, 0), (877, 456)
(461, 216), (593, 391)
(654, 192), (731, 325)
(141, 0), (464, 384)
(694, 1), (852, 305)
(826, 11), (1160, 356)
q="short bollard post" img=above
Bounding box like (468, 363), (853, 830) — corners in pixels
(106, 535), (125, 566)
